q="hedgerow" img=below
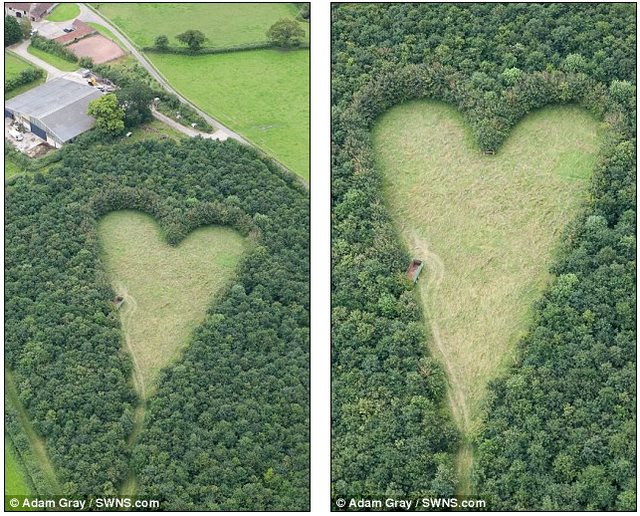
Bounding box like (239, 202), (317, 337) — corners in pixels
(5, 67), (44, 92)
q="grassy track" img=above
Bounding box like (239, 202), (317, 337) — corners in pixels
(4, 51), (45, 99)
(126, 118), (184, 144)
(98, 211), (247, 395)
(4, 370), (62, 497)
(150, 49), (309, 179)
(373, 101), (600, 489)
(5, 156), (26, 181)
(46, 3), (80, 22)
(93, 2), (307, 48)
(26, 46), (78, 72)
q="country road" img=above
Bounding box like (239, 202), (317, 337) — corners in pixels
(8, 3), (305, 183)
(76, 3), (250, 146)
(151, 108), (229, 141)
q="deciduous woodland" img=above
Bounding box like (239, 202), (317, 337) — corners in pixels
(5, 137), (309, 510)
(331, 3), (635, 510)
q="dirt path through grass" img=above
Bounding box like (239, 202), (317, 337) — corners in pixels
(407, 230), (469, 429)
(115, 285), (144, 496)
(407, 230), (475, 496)
(375, 101), (600, 495)
(98, 210), (248, 497)
(116, 284), (145, 400)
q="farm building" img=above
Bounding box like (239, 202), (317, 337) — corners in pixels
(4, 77), (103, 148)
(54, 19), (96, 45)
(4, 3), (56, 21)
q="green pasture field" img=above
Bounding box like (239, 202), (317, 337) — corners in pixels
(4, 438), (32, 500)
(150, 49), (309, 179)
(4, 51), (44, 99)
(26, 46), (78, 72)
(5, 156), (25, 181)
(5, 51), (34, 79)
(92, 2), (307, 48)
(373, 102), (600, 433)
(98, 211), (247, 397)
(46, 3), (80, 22)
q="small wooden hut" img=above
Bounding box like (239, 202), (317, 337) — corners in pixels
(406, 259), (424, 283)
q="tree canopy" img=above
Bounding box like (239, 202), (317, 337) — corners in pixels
(331, 3), (636, 509)
(5, 136), (309, 509)
(267, 18), (305, 48)
(176, 29), (207, 51)
(88, 93), (125, 135)
(154, 34), (169, 49)
(115, 82), (154, 128)
(5, 16), (22, 46)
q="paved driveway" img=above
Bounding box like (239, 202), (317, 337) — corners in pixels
(31, 19), (70, 39)
(76, 3), (250, 146)
(7, 40), (69, 80)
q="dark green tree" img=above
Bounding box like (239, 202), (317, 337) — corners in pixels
(88, 93), (125, 135)
(116, 81), (154, 127)
(154, 34), (168, 49)
(176, 29), (206, 51)
(266, 18), (305, 48)
(4, 16), (22, 46)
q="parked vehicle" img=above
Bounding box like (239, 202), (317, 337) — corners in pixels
(9, 128), (24, 141)
(63, 27), (74, 33)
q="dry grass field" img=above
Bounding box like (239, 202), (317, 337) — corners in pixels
(373, 101), (601, 434)
(98, 211), (247, 397)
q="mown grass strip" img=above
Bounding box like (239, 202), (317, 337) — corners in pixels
(26, 46), (78, 72)
(4, 370), (62, 497)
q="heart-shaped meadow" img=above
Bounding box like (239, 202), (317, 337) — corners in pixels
(373, 101), (600, 432)
(98, 210), (247, 398)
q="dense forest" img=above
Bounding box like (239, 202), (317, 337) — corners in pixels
(331, 3), (635, 510)
(5, 136), (309, 509)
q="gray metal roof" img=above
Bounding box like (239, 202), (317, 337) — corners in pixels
(5, 78), (103, 142)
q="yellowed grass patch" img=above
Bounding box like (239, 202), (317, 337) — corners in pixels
(373, 102), (601, 433)
(98, 210), (247, 397)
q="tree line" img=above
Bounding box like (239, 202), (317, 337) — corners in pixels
(149, 18), (306, 54)
(331, 2), (635, 509)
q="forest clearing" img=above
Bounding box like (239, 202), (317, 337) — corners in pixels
(332, 3), (635, 509)
(98, 210), (247, 395)
(373, 100), (600, 486)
